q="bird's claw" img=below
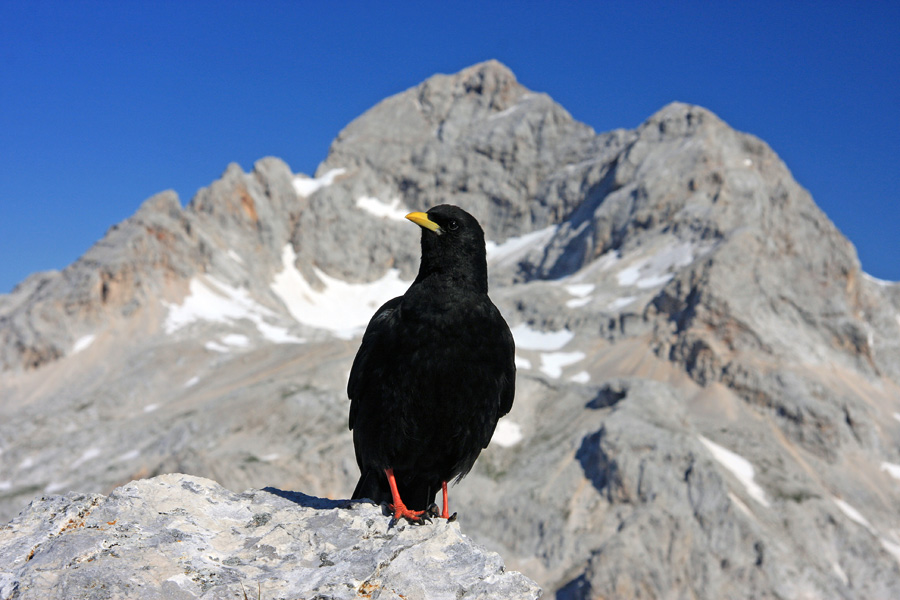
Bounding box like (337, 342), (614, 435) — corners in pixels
(390, 514), (431, 527)
(425, 502), (457, 522)
(388, 503), (429, 525)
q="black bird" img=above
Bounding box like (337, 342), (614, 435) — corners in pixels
(348, 204), (516, 522)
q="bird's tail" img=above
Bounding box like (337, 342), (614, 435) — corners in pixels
(352, 468), (392, 505)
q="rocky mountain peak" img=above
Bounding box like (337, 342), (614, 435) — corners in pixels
(638, 101), (721, 139)
(2, 61), (900, 599)
(133, 189), (182, 219)
(414, 59), (524, 124)
(314, 61), (598, 271)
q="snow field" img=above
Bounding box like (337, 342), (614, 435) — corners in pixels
(292, 168), (346, 197)
(698, 435), (769, 507)
(271, 245), (409, 340)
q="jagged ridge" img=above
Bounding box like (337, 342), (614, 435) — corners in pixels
(2, 60), (900, 599)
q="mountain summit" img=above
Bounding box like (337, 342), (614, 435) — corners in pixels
(1, 61), (899, 598)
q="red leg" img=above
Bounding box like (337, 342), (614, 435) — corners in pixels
(441, 481), (450, 519)
(384, 468), (425, 522)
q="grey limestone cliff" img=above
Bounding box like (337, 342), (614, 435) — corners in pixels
(0, 473), (540, 600)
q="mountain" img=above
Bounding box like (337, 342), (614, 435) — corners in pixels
(2, 60), (900, 598)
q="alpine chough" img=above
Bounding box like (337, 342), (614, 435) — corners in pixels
(348, 204), (516, 522)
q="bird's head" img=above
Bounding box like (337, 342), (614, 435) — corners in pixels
(405, 204), (488, 291)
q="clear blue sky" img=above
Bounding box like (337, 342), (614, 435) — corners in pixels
(1, 1), (898, 294)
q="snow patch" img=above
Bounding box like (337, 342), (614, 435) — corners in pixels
(833, 497), (874, 532)
(565, 284), (594, 297)
(292, 167), (345, 197)
(566, 297), (591, 308)
(0, 480), (11, 491)
(486, 226), (557, 269)
(564, 284), (593, 308)
(272, 244), (410, 340)
(882, 536), (900, 566)
(881, 462), (900, 481)
(607, 296), (637, 311)
(72, 334), (96, 354)
(256, 321), (306, 344)
(185, 376), (200, 388)
(616, 264), (644, 287)
(227, 250), (244, 264)
(616, 243), (695, 289)
(699, 436), (769, 507)
(355, 196), (409, 221)
(163, 275), (304, 345)
(570, 371), (591, 384)
(221, 334), (250, 348)
(515, 355), (532, 370)
(895, 412), (900, 424)
(19, 457), (33, 470)
(491, 420), (523, 448)
(510, 324), (574, 351)
(205, 341), (231, 353)
(143, 404), (159, 413)
(540, 352), (586, 378)
(163, 277), (267, 333)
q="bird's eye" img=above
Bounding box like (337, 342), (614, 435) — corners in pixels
(447, 220), (459, 231)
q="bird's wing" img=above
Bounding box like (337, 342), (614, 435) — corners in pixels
(498, 319), (516, 418)
(475, 303), (517, 450)
(348, 295), (403, 431)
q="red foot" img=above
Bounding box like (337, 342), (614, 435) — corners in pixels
(384, 467), (426, 523)
(389, 502), (426, 522)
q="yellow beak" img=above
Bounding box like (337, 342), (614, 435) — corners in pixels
(405, 211), (442, 233)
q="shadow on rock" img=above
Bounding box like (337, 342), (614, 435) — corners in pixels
(585, 382), (628, 410)
(262, 487), (351, 510)
(575, 428), (622, 500)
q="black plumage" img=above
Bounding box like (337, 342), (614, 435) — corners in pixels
(348, 204), (516, 521)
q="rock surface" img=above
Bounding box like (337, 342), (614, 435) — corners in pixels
(0, 473), (540, 600)
(2, 60), (900, 599)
